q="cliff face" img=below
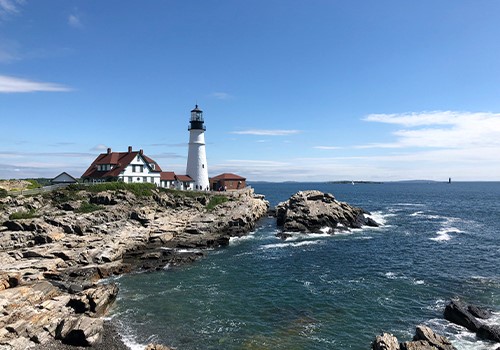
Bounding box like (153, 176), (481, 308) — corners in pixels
(0, 186), (269, 349)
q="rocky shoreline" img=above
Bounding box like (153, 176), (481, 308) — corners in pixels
(0, 184), (269, 349)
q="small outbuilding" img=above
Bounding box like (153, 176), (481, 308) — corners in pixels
(210, 173), (246, 191)
(52, 172), (78, 184)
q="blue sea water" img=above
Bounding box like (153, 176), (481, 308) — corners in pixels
(109, 182), (500, 350)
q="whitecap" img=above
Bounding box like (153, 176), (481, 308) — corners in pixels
(412, 279), (425, 285)
(366, 211), (394, 226)
(385, 272), (397, 279)
(229, 233), (256, 245)
(260, 240), (321, 250)
(430, 227), (463, 242)
(410, 211), (424, 217)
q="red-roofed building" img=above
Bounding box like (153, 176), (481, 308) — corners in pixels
(82, 146), (164, 185)
(82, 146), (196, 190)
(210, 173), (246, 191)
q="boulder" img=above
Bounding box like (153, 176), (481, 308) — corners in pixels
(444, 300), (482, 332)
(477, 324), (500, 342)
(372, 332), (399, 350)
(276, 190), (379, 233)
(468, 304), (492, 319)
(56, 315), (103, 346)
(413, 325), (456, 350)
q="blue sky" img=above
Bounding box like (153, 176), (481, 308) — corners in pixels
(1, 1), (500, 181)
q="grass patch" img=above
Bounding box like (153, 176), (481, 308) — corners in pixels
(205, 195), (229, 211)
(158, 188), (201, 198)
(70, 182), (156, 197)
(26, 179), (42, 190)
(9, 209), (39, 220)
(76, 201), (102, 213)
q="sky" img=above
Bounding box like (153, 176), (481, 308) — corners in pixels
(1, 1), (500, 182)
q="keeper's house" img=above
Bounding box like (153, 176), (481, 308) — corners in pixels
(82, 146), (194, 190)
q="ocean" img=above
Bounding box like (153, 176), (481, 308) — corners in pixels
(108, 182), (500, 349)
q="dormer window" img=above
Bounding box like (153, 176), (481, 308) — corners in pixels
(150, 163), (155, 170)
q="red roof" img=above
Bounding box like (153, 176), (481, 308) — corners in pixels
(82, 149), (162, 179)
(210, 173), (246, 181)
(161, 172), (176, 181)
(175, 175), (194, 182)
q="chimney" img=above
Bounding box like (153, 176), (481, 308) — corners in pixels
(107, 148), (111, 154)
(139, 149), (143, 155)
(128, 146), (132, 153)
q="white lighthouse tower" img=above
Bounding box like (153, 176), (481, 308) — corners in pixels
(186, 105), (209, 191)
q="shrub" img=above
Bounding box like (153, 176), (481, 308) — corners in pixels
(205, 195), (229, 211)
(76, 201), (102, 213)
(0, 188), (7, 198)
(9, 209), (39, 220)
(26, 179), (42, 189)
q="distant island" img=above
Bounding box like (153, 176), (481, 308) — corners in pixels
(327, 180), (384, 184)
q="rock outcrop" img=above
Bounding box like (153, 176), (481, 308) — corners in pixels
(372, 325), (456, 350)
(275, 190), (379, 235)
(0, 186), (269, 349)
(444, 300), (500, 342)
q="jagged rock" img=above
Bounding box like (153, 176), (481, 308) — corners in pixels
(413, 325), (456, 350)
(477, 324), (500, 342)
(145, 344), (174, 350)
(444, 300), (482, 332)
(468, 304), (492, 319)
(372, 332), (399, 350)
(90, 193), (117, 206)
(400, 340), (435, 350)
(276, 190), (379, 234)
(56, 315), (103, 346)
(84, 283), (118, 316)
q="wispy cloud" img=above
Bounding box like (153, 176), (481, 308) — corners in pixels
(313, 146), (343, 150)
(361, 111), (500, 149)
(231, 129), (301, 136)
(0, 39), (21, 63)
(0, 0), (24, 18)
(210, 92), (232, 100)
(89, 144), (108, 152)
(0, 75), (72, 93)
(68, 14), (82, 28)
(150, 152), (185, 159)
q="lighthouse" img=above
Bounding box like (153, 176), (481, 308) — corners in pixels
(186, 105), (209, 191)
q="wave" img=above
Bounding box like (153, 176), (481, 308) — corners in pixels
(366, 211), (395, 226)
(426, 317), (499, 350)
(260, 240), (322, 250)
(430, 227), (463, 242)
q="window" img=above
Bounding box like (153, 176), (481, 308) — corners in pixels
(143, 177), (147, 182)
(151, 164), (155, 170)
(140, 165), (144, 173)
(202, 164), (204, 168)
(128, 177), (132, 183)
(150, 177), (154, 183)
(132, 165), (136, 172)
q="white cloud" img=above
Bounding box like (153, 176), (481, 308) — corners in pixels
(68, 14), (82, 28)
(0, 0), (23, 16)
(210, 92), (232, 100)
(361, 111), (500, 149)
(0, 75), (72, 93)
(90, 144), (108, 152)
(231, 129), (301, 136)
